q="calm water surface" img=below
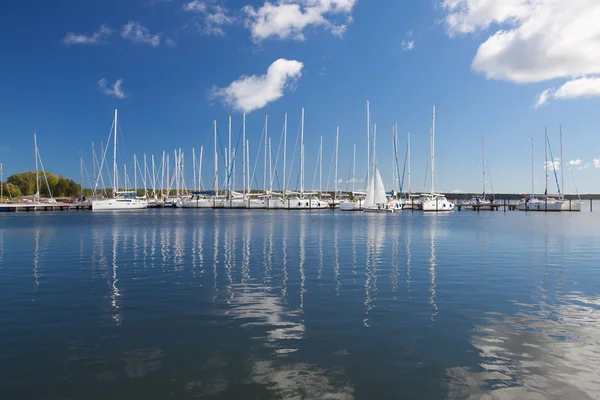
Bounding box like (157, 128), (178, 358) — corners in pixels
(1, 207), (600, 399)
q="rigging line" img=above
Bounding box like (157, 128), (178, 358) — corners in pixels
(326, 141), (335, 193)
(287, 122), (301, 191)
(250, 122), (266, 191)
(311, 146), (319, 191)
(96, 120), (115, 191)
(393, 131), (403, 194)
(547, 136), (561, 195)
(270, 122), (285, 189)
(400, 142), (408, 195)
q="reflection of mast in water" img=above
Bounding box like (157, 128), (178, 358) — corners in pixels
(299, 214), (306, 309)
(391, 224), (399, 296)
(33, 227), (40, 292)
(317, 224), (323, 280)
(334, 225), (340, 295)
(281, 218), (288, 304)
(352, 221), (357, 284)
(213, 223), (220, 303)
(406, 219), (412, 296)
(161, 227), (170, 270)
(150, 226), (157, 266)
(0, 229), (3, 266)
(263, 218), (273, 288)
(111, 227), (122, 323)
(429, 219), (438, 323)
(242, 218), (251, 291)
(224, 227), (234, 300)
(364, 218), (381, 327)
(173, 223), (184, 271)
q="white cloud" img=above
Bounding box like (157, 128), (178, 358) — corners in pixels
(594, 159), (600, 168)
(211, 59), (303, 113)
(569, 159), (582, 166)
(184, 0), (234, 36)
(401, 40), (415, 51)
(165, 37), (177, 47)
(63, 25), (112, 45)
(442, 0), (600, 104)
(97, 78), (127, 99)
(544, 160), (560, 171)
(535, 77), (600, 107)
(243, 0), (357, 42)
(121, 22), (161, 47)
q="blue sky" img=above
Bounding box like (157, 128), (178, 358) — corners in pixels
(1, 0), (600, 195)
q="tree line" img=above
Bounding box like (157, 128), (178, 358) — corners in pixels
(1, 170), (85, 199)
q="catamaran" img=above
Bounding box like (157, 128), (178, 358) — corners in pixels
(92, 110), (148, 211)
(421, 106), (454, 212)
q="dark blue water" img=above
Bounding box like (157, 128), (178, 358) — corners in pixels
(1, 208), (599, 399)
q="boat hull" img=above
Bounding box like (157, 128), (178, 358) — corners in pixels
(517, 200), (582, 212)
(421, 199), (454, 212)
(92, 199), (148, 211)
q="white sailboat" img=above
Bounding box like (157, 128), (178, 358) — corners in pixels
(363, 123), (395, 213)
(92, 110), (148, 211)
(421, 105), (454, 212)
(467, 136), (493, 209)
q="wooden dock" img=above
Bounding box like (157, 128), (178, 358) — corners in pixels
(0, 203), (91, 212)
(455, 203), (517, 211)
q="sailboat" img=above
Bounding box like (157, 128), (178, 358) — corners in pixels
(363, 123), (395, 213)
(92, 110), (148, 211)
(421, 105), (454, 212)
(467, 136), (493, 209)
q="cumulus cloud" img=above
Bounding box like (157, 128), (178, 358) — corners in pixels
(97, 78), (128, 99)
(243, 0), (357, 42)
(211, 59), (303, 113)
(544, 160), (560, 171)
(441, 0), (600, 106)
(63, 25), (112, 45)
(184, 0), (234, 36)
(401, 40), (415, 51)
(569, 159), (582, 167)
(594, 159), (600, 168)
(535, 77), (600, 108)
(121, 21), (161, 47)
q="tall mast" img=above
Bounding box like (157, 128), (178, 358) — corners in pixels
(431, 105), (436, 194)
(269, 137), (272, 192)
(319, 136), (323, 193)
(264, 115), (268, 193)
(366, 100), (370, 185)
(300, 107), (305, 195)
(199, 147), (203, 191)
(335, 126), (339, 200)
(482, 136), (485, 197)
(0, 161), (3, 201)
(124, 164), (127, 192)
(80, 153), (83, 199)
(34, 132), (39, 202)
(228, 116), (232, 195)
(242, 113), (246, 196)
(213, 120), (218, 195)
(373, 124), (377, 171)
(531, 138), (535, 197)
(92, 141), (96, 197)
(133, 154), (137, 195)
(545, 126), (548, 197)
(192, 149), (196, 192)
(113, 109), (118, 196)
(408, 132), (411, 196)
(352, 143), (356, 193)
(151, 154), (156, 198)
(143, 153), (147, 197)
(560, 125), (564, 199)
(246, 140), (250, 193)
(395, 122), (399, 193)
(283, 113), (287, 195)
(392, 125), (396, 193)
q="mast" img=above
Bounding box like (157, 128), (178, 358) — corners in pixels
(79, 153), (83, 199)
(34, 132), (39, 202)
(392, 125), (396, 193)
(408, 132), (411, 196)
(214, 120), (218, 196)
(0, 161), (3, 201)
(531, 138), (535, 197)
(113, 109), (117, 196)
(246, 140), (250, 193)
(92, 141), (96, 197)
(269, 137), (272, 192)
(242, 113), (246, 196)
(300, 107), (305, 195)
(193, 149), (196, 192)
(560, 125), (564, 200)
(228, 116), (232, 196)
(431, 105), (436, 194)
(352, 143), (356, 193)
(199, 147), (203, 191)
(366, 100), (370, 185)
(545, 126), (548, 198)
(152, 154), (156, 198)
(133, 154), (137, 195)
(124, 164), (127, 192)
(319, 136), (323, 193)
(144, 153), (147, 197)
(335, 126), (339, 200)
(482, 136), (485, 198)
(283, 113), (287, 196)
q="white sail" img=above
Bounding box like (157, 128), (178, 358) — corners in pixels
(374, 167), (387, 205)
(364, 175), (375, 207)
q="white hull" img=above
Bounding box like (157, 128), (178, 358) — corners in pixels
(179, 199), (215, 208)
(92, 198), (148, 211)
(339, 202), (363, 211)
(364, 206), (394, 213)
(517, 200), (582, 212)
(422, 198), (454, 212)
(285, 198), (329, 210)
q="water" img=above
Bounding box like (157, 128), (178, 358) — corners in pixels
(1, 208), (600, 399)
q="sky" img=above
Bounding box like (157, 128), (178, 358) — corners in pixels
(1, 0), (600, 195)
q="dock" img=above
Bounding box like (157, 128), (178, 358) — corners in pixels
(0, 203), (91, 212)
(455, 203), (517, 211)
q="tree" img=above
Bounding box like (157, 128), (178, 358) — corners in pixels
(2, 182), (22, 198)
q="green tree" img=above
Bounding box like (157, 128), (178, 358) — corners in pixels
(2, 182), (22, 198)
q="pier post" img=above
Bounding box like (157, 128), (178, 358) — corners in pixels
(569, 199), (572, 211)
(591, 198), (593, 212)
(436, 197), (438, 212)
(411, 198), (414, 211)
